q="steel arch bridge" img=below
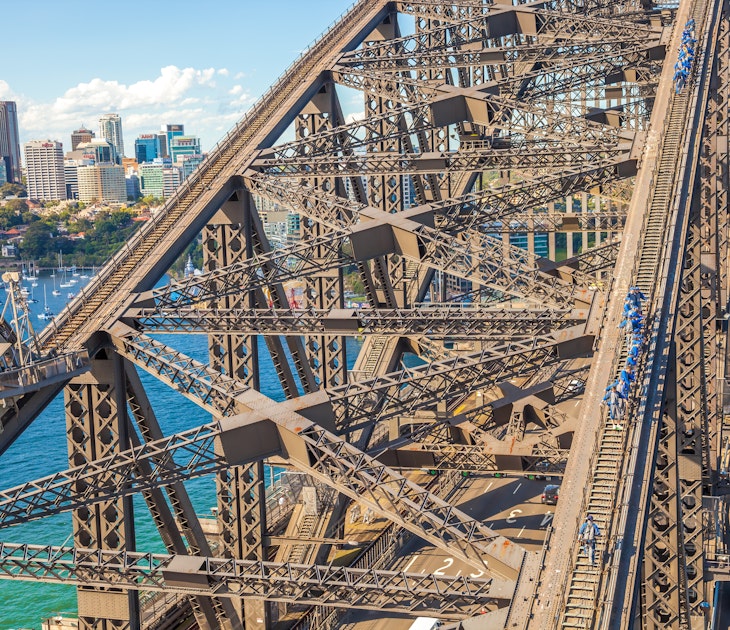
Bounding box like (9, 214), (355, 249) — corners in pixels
(0, 0), (728, 628)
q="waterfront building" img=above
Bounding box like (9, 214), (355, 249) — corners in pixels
(0, 160), (6, 185)
(99, 113), (124, 163)
(70, 127), (95, 151)
(24, 140), (66, 201)
(0, 101), (22, 183)
(77, 163), (126, 203)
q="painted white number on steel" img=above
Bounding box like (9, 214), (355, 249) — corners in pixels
(469, 569), (485, 578)
(434, 557), (454, 576)
(540, 511), (554, 527)
(506, 509), (523, 524)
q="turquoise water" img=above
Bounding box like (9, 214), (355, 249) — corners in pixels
(0, 273), (362, 629)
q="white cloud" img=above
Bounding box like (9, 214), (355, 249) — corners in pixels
(345, 111), (366, 125)
(12, 65), (257, 152)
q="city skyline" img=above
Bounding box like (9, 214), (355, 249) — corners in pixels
(1, 0), (353, 155)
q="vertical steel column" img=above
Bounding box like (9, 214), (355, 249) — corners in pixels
(203, 193), (270, 628)
(65, 354), (139, 629)
(642, 364), (683, 629)
(124, 362), (241, 629)
(296, 85), (348, 389)
(699, 0), (730, 496)
(364, 12), (405, 310)
(671, 198), (709, 628)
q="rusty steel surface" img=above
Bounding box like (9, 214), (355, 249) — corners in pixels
(0, 0), (729, 629)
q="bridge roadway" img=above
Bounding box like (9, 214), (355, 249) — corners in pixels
(310, 473), (556, 629)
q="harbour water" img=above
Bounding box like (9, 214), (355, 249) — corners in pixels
(0, 272), (362, 629)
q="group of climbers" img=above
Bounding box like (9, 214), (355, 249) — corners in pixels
(602, 286), (646, 429)
(674, 18), (696, 93)
(582, 286), (648, 564)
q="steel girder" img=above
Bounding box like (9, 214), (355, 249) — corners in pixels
(0, 543), (512, 618)
(137, 216), (588, 311)
(254, 144), (630, 178)
(1, 331), (528, 581)
(244, 160), (630, 238)
(144, 160), (628, 311)
(339, 40), (657, 73)
(358, 5), (659, 61)
(124, 362), (239, 629)
(331, 48), (662, 108)
(255, 89), (633, 163)
(126, 305), (586, 338)
(65, 358), (140, 629)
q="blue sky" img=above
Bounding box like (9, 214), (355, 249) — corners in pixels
(2, 0), (354, 154)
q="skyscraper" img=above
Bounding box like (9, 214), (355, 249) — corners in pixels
(164, 124), (184, 156)
(70, 126), (95, 151)
(169, 135), (201, 163)
(134, 134), (161, 164)
(24, 140), (66, 201)
(0, 102), (22, 184)
(99, 113), (124, 163)
(76, 139), (116, 165)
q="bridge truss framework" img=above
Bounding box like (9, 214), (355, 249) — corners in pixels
(0, 0), (729, 628)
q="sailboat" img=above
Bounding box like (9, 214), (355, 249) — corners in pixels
(37, 286), (54, 320)
(52, 274), (61, 296)
(26, 285), (38, 304)
(59, 266), (72, 289)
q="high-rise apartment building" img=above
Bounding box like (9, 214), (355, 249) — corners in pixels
(99, 113), (124, 163)
(24, 140), (66, 201)
(70, 127), (95, 151)
(0, 102), (22, 183)
(77, 163), (126, 203)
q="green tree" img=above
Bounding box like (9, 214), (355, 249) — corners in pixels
(4, 198), (28, 215)
(0, 183), (26, 199)
(19, 222), (54, 259)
